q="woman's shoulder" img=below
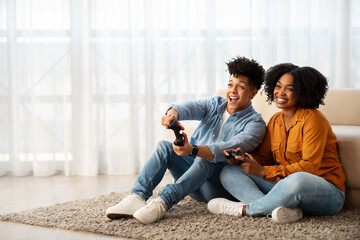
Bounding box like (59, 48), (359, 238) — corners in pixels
(299, 108), (332, 130)
(302, 108), (328, 121)
(268, 111), (283, 123)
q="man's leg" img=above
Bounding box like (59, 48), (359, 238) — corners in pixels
(134, 157), (224, 224)
(107, 140), (192, 219)
(132, 140), (194, 201)
(159, 158), (219, 209)
(190, 162), (237, 203)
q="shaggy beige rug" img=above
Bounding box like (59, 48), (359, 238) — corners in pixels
(1, 190), (359, 240)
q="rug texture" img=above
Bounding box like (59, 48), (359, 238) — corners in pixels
(1, 190), (359, 240)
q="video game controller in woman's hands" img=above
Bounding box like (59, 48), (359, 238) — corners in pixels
(168, 120), (185, 146)
(225, 150), (248, 164)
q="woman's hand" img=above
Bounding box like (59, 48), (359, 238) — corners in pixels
(240, 153), (266, 176)
(224, 148), (266, 176)
(223, 148), (241, 165)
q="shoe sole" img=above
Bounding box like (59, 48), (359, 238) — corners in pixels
(106, 212), (133, 219)
(272, 207), (303, 224)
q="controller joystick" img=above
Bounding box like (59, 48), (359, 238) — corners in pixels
(225, 150), (248, 164)
(168, 120), (185, 146)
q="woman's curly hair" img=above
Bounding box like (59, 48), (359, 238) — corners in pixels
(226, 56), (265, 90)
(264, 63), (328, 109)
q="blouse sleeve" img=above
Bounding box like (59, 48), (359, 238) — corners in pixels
(251, 129), (275, 166)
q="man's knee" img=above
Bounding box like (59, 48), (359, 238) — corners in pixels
(156, 140), (172, 150)
(154, 140), (173, 155)
(192, 157), (214, 171)
(152, 140), (174, 163)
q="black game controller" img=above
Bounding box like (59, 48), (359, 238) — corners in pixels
(225, 150), (248, 164)
(168, 120), (185, 146)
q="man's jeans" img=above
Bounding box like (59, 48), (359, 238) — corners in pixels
(132, 140), (234, 209)
(220, 164), (345, 216)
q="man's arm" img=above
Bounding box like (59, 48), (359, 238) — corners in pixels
(164, 108), (214, 160)
(172, 132), (215, 160)
(207, 118), (267, 163)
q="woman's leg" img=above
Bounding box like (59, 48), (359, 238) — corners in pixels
(246, 172), (345, 216)
(219, 164), (276, 204)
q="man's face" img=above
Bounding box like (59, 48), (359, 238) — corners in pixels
(226, 75), (258, 115)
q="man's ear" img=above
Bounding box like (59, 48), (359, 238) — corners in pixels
(251, 89), (258, 99)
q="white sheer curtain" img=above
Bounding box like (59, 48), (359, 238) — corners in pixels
(0, 0), (359, 177)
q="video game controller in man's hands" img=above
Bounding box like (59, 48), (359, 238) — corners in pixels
(168, 120), (185, 146)
(225, 150), (248, 164)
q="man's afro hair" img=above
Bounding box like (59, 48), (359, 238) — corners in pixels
(226, 56), (265, 90)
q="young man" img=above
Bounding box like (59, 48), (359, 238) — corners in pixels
(106, 56), (266, 224)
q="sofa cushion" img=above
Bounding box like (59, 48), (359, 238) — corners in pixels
(332, 125), (360, 190)
(219, 88), (360, 126)
(318, 89), (360, 126)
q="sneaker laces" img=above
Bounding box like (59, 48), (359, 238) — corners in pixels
(145, 198), (167, 214)
(221, 203), (242, 216)
(116, 194), (142, 206)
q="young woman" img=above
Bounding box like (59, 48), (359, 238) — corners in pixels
(208, 63), (346, 224)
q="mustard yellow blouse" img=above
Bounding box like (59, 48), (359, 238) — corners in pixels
(253, 107), (346, 192)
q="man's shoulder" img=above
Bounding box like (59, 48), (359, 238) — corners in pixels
(205, 95), (227, 108)
(233, 106), (266, 125)
(210, 95), (226, 103)
(248, 104), (266, 120)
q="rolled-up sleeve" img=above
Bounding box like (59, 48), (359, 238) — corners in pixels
(166, 97), (266, 163)
(208, 118), (266, 163)
(170, 98), (214, 121)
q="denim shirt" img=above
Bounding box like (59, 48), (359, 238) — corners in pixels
(170, 96), (266, 163)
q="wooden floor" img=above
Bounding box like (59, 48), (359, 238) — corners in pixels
(0, 174), (173, 240)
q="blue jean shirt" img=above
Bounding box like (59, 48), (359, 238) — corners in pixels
(170, 96), (266, 163)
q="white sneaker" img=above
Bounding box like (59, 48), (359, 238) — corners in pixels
(133, 197), (167, 224)
(271, 206), (303, 224)
(106, 194), (146, 219)
(208, 198), (245, 217)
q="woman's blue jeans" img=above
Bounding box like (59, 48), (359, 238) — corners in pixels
(132, 140), (234, 209)
(220, 164), (345, 216)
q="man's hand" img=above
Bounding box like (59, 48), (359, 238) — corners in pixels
(172, 132), (192, 156)
(161, 109), (184, 130)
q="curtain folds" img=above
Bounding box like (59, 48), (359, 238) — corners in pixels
(0, 0), (359, 177)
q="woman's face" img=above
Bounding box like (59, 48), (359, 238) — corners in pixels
(226, 74), (258, 115)
(273, 73), (299, 111)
